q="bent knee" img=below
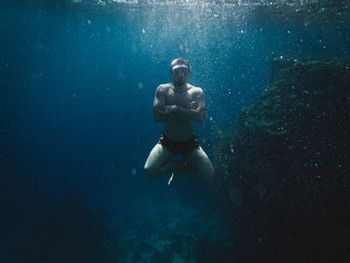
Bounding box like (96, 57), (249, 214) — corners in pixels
(200, 166), (215, 182)
(144, 164), (159, 178)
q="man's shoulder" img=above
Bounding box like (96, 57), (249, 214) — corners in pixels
(157, 83), (173, 92)
(187, 84), (203, 94)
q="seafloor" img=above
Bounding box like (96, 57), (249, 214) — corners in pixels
(106, 200), (232, 263)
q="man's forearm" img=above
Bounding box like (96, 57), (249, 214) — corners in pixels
(174, 106), (204, 122)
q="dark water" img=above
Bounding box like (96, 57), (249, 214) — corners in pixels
(1, 1), (349, 262)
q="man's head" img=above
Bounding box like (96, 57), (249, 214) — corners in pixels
(169, 57), (191, 85)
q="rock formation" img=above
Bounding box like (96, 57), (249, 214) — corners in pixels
(220, 57), (350, 263)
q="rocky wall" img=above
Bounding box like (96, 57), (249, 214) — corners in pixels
(220, 57), (350, 263)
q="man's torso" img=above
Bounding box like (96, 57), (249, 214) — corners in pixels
(162, 83), (199, 141)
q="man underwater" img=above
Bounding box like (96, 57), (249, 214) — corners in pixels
(144, 57), (214, 184)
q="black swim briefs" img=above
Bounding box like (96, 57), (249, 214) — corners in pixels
(158, 134), (199, 156)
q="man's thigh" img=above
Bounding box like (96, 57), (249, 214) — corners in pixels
(144, 143), (174, 172)
(184, 146), (215, 181)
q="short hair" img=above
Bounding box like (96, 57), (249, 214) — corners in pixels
(169, 57), (191, 72)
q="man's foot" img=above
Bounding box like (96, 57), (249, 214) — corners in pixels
(167, 160), (189, 185)
(168, 172), (176, 185)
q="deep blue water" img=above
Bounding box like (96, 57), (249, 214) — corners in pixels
(1, 1), (349, 262)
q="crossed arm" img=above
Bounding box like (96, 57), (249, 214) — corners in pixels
(153, 85), (206, 123)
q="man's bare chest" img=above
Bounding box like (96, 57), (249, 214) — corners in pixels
(165, 90), (193, 108)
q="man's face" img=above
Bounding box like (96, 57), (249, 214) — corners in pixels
(171, 64), (190, 84)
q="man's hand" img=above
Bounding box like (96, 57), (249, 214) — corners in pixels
(164, 105), (178, 113)
(189, 100), (198, 109)
(172, 106), (204, 122)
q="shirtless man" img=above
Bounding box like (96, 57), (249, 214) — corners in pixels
(144, 57), (214, 184)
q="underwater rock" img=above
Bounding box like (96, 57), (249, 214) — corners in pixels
(221, 57), (350, 263)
